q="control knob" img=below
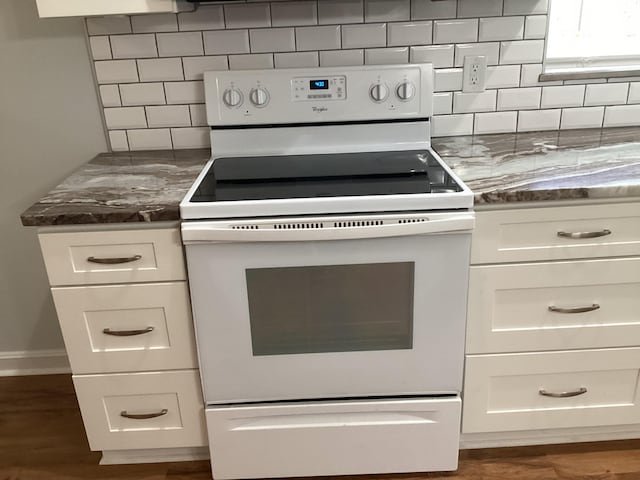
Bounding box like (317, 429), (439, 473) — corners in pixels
(396, 81), (416, 101)
(222, 88), (243, 108)
(249, 87), (270, 107)
(369, 83), (389, 102)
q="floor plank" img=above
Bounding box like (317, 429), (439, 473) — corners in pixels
(1, 375), (640, 479)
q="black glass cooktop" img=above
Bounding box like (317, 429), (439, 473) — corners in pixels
(190, 150), (462, 202)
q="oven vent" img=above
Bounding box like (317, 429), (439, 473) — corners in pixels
(273, 223), (324, 229)
(333, 220), (385, 228)
(397, 218), (428, 224)
(231, 224), (260, 229)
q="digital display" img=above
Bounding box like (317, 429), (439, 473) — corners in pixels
(310, 80), (329, 90)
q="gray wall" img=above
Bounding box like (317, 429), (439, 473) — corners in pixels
(0, 0), (106, 354)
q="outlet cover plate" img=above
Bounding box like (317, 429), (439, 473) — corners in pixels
(463, 55), (487, 93)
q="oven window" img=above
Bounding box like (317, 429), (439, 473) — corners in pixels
(246, 262), (414, 356)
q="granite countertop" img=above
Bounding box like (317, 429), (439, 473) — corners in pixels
(433, 127), (640, 205)
(21, 149), (209, 226)
(21, 127), (640, 226)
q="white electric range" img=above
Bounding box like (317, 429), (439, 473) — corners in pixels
(180, 64), (474, 480)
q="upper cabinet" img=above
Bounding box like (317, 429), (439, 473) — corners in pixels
(36, 0), (179, 18)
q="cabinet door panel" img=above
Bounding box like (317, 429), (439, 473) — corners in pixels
(39, 228), (185, 286)
(472, 203), (640, 264)
(73, 370), (207, 451)
(53, 282), (197, 374)
(467, 257), (640, 354)
(463, 348), (640, 433)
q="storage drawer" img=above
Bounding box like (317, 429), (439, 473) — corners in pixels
(471, 203), (640, 264)
(73, 370), (207, 451)
(466, 257), (640, 354)
(52, 282), (197, 374)
(39, 228), (185, 286)
(463, 348), (640, 433)
(207, 397), (461, 479)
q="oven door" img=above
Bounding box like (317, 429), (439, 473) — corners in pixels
(183, 212), (473, 404)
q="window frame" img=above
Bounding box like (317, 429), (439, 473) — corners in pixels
(542, 0), (640, 81)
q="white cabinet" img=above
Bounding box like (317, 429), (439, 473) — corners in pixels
(38, 225), (206, 463)
(36, 0), (179, 18)
(463, 200), (640, 444)
(52, 282), (198, 374)
(463, 347), (640, 433)
(38, 228), (186, 286)
(471, 203), (640, 264)
(74, 370), (207, 451)
(466, 257), (640, 353)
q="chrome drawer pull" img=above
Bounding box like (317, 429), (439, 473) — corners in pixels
(120, 408), (168, 420)
(87, 254), (142, 264)
(557, 229), (611, 239)
(539, 387), (587, 398)
(103, 326), (154, 336)
(548, 304), (600, 314)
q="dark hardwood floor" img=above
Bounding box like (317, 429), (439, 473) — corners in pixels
(1, 375), (639, 479)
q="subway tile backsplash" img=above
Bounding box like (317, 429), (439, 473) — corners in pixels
(119, 82), (166, 106)
(94, 60), (138, 84)
(474, 110), (517, 134)
(434, 19), (478, 44)
(137, 58), (183, 82)
(517, 108), (561, 132)
(584, 83), (630, 106)
(87, 0), (640, 151)
(540, 85), (585, 109)
(560, 106), (605, 130)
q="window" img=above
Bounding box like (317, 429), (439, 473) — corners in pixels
(545, 0), (640, 77)
(246, 263), (414, 356)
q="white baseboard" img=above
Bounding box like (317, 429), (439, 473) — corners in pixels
(100, 447), (209, 465)
(0, 349), (70, 376)
(460, 424), (640, 449)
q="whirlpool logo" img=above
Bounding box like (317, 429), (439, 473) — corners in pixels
(312, 106), (328, 113)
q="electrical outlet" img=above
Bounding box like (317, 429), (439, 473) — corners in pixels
(462, 55), (487, 93)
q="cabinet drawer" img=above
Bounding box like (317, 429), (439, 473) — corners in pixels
(73, 370), (207, 451)
(52, 282), (197, 374)
(472, 203), (640, 264)
(463, 348), (640, 433)
(207, 397), (460, 479)
(466, 257), (640, 354)
(39, 228), (185, 286)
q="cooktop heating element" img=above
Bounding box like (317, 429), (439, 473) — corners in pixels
(190, 150), (463, 202)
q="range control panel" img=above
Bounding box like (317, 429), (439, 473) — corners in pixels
(204, 64), (433, 126)
(292, 76), (346, 101)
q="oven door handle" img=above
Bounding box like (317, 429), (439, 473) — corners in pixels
(182, 213), (474, 243)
